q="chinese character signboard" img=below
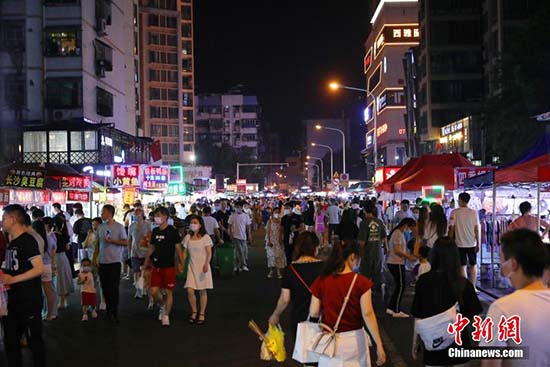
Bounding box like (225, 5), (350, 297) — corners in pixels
(454, 167), (496, 189)
(51, 191), (67, 204)
(0, 189), (9, 205)
(182, 166), (212, 184)
(34, 190), (51, 203)
(2, 169), (46, 189)
(13, 190), (34, 204)
(378, 89), (405, 112)
(123, 188), (137, 205)
(374, 24), (420, 57)
(363, 48), (372, 74)
(375, 166), (401, 184)
(168, 183), (186, 195)
(142, 165), (169, 190)
(61, 176), (91, 190)
(236, 179), (247, 193)
(67, 191), (90, 202)
(111, 165), (140, 188)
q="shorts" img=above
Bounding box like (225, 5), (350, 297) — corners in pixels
(82, 292), (97, 307)
(41, 264), (53, 282)
(131, 257), (145, 271)
(459, 247), (477, 266)
(122, 247), (130, 261)
(150, 267), (176, 290)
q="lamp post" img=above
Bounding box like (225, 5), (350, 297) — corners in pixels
(311, 142), (333, 180)
(315, 124), (346, 174)
(329, 82), (378, 174)
(306, 163), (320, 188)
(307, 155), (324, 188)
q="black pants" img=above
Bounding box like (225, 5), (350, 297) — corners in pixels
(99, 262), (121, 316)
(328, 224), (338, 243)
(387, 263), (406, 313)
(2, 307), (46, 367)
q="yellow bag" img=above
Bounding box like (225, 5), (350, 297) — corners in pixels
(248, 321), (287, 362)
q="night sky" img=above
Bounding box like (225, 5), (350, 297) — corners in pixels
(194, 0), (372, 155)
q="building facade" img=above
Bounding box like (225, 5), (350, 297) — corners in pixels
(364, 0), (419, 169)
(195, 94), (261, 159)
(138, 0), (195, 165)
(0, 0), (149, 168)
(415, 0), (483, 155)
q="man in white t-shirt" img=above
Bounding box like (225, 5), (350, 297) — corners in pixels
(480, 229), (550, 367)
(202, 206), (221, 243)
(228, 202), (251, 272)
(449, 192), (480, 289)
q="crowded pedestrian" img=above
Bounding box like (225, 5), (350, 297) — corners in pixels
(128, 207), (150, 299)
(326, 199), (340, 244)
(182, 215), (213, 326)
(229, 201), (252, 272)
(358, 204), (387, 293)
(40, 217), (58, 320)
(264, 207), (286, 279)
(423, 203), (448, 248)
(77, 258), (98, 321)
(53, 215), (74, 309)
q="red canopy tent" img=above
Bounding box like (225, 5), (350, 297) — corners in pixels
(495, 154), (550, 183)
(377, 153), (474, 193)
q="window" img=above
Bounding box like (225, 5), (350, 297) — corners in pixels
(182, 92), (193, 106)
(147, 0), (176, 10)
(45, 28), (79, 56)
(23, 131), (47, 153)
(95, 40), (113, 74)
(149, 69), (178, 82)
(242, 105), (257, 113)
(95, 0), (112, 25)
(368, 65), (381, 92)
(148, 14), (177, 28)
(430, 20), (480, 46)
(149, 88), (178, 100)
(70, 131), (97, 151)
(183, 127), (194, 141)
(181, 40), (192, 55)
(241, 119), (257, 128)
(150, 106), (178, 119)
(148, 32), (177, 46)
(49, 131), (68, 152)
(1, 22), (25, 50)
(182, 109), (193, 124)
(182, 58), (192, 72)
(242, 134), (256, 142)
(45, 78), (82, 108)
(181, 23), (192, 37)
(4, 75), (25, 108)
(183, 144), (193, 152)
(181, 5), (192, 20)
(182, 75), (192, 89)
(45, 0), (79, 3)
(96, 87), (114, 117)
(151, 124), (179, 137)
(161, 143), (179, 155)
(149, 51), (177, 64)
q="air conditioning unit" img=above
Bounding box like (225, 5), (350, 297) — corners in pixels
(96, 18), (107, 36)
(51, 109), (73, 122)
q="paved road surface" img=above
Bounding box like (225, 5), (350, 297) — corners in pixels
(1, 229), (491, 366)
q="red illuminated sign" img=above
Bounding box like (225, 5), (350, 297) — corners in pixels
(112, 165), (140, 187)
(364, 48), (372, 74)
(14, 190), (34, 204)
(0, 189), (9, 205)
(454, 167), (496, 189)
(61, 176), (91, 190)
(375, 166), (401, 184)
(51, 191), (67, 204)
(142, 165), (170, 190)
(67, 191), (90, 202)
(34, 190), (51, 203)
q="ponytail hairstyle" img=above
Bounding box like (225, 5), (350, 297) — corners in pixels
(322, 239), (361, 276)
(32, 219), (48, 253)
(388, 217), (416, 239)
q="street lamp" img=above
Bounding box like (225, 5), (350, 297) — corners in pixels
(311, 142), (333, 180)
(306, 163), (320, 188)
(328, 81), (378, 174)
(307, 155), (324, 187)
(315, 124), (346, 174)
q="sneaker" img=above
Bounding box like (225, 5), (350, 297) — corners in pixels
(242, 266), (250, 272)
(392, 312), (410, 318)
(91, 310), (98, 319)
(82, 314), (88, 322)
(385, 308), (395, 316)
(162, 315), (170, 327)
(158, 305), (166, 321)
(134, 290), (143, 299)
(99, 302), (107, 311)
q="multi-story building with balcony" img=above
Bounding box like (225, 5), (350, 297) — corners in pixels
(0, 0), (150, 168)
(195, 93), (261, 159)
(138, 0), (195, 165)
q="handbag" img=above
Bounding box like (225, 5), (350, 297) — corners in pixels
(414, 302), (458, 351)
(309, 273), (359, 359)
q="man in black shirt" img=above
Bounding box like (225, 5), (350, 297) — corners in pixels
(213, 199), (231, 242)
(1, 204), (45, 367)
(281, 202), (304, 263)
(72, 209), (92, 261)
(145, 207), (183, 327)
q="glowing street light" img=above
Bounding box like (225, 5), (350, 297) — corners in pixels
(310, 142), (333, 179)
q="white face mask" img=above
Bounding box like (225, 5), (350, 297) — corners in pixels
(154, 217), (163, 225)
(190, 223), (200, 233)
(273, 213), (280, 219)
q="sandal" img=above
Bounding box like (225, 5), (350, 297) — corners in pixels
(188, 312), (197, 325)
(197, 314), (206, 326)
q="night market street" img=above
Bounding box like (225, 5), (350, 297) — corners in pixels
(1, 228), (490, 367)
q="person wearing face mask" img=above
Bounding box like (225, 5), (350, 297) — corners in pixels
(181, 215), (213, 325)
(309, 239), (386, 367)
(386, 218), (417, 318)
(264, 207), (286, 279)
(77, 258), (98, 321)
(128, 207), (151, 299)
(281, 202), (305, 264)
(411, 237), (481, 367)
(144, 207), (184, 327)
(480, 229), (550, 367)
(228, 202), (252, 272)
(213, 200), (231, 243)
(93, 204), (128, 324)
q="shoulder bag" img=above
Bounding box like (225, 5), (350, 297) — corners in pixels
(292, 263), (319, 363)
(309, 273), (359, 358)
(414, 302), (458, 351)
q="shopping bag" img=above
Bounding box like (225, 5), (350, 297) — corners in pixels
(415, 303), (458, 351)
(293, 320), (321, 363)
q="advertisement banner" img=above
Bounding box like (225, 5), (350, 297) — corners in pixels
(236, 179), (247, 193)
(142, 165), (169, 190)
(61, 176), (92, 190)
(215, 174), (225, 193)
(0, 189), (10, 205)
(2, 169), (46, 189)
(182, 166), (212, 184)
(112, 165), (140, 187)
(454, 167), (496, 189)
(67, 191), (90, 202)
(123, 188), (137, 205)
(51, 191), (66, 204)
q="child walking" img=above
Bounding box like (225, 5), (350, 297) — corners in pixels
(78, 258), (98, 321)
